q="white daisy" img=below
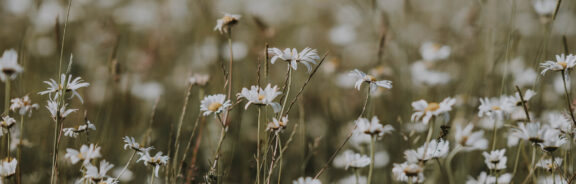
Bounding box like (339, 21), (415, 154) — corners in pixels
(266, 116), (288, 132)
(236, 84), (282, 112)
(540, 54), (576, 75)
(123, 136), (153, 153)
(392, 162), (424, 183)
(532, 0), (559, 17)
(189, 74), (210, 86)
(268, 47), (320, 72)
(546, 112), (573, 134)
(410, 97), (456, 124)
(0, 49), (23, 81)
(214, 13), (241, 34)
(292, 176), (321, 184)
(46, 98), (77, 120)
(10, 95), (39, 116)
(200, 94), (231, 116)
(513, 89), (536, 106)
(0, 116), (16, 129)
(354, 116), (394, 137)
(513, 122), (547, 143)
(404, 139), (450, 163)
(478, 96), (515, 120)
(137, 150), (169, 177)
(64, 144), (102, 165)
(83, 160), (114, 182)
(466, 171), (512, 184)
(63, 120), (96, 138)
(419, 42), (451, 62)
(537, 175), (568, 184)
(536, 158), (562, 172)
(453, 123), (488, 151)
(337, 174), (366, 184)
(335, 150), (370, 170)
(0, 158), (17, 178)
(350, 69), (392, 93)
(482, 149), (507, 171)
(38, 74), (90, 103)
(540, 128), (566, 152)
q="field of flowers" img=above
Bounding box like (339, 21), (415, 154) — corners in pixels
(0, 0), (575, 183)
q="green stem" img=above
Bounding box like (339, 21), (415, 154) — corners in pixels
(257, 107), (262, 184)
(491, 118), (498, 151)
(4, 80), (10, 115)
(445, 146), (461, 184)
(512, 140), (524, 176)
(561, 71), (576, 126)
(17, 115), (23, 184)
(116, 150), (137, 181)
(277, 135), (283, 184)
(367, 136), (375, 184)
(49, 118), (61, 184)
(279, 67), (292, 117)
(150, 169), (156, 184)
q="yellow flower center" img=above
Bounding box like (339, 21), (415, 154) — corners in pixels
(491, 106), (501, 111)
(208, 102), (223, 112)
(77, 153), (84, 159)
(559, 61), (568, 69)
(365, 75), (376, 82)
(425, 102), (440, 111)
(258, 94), (266, 101)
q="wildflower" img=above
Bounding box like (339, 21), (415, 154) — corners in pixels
(10, 95), (39, 116)
(334, 150), (370, 170)
(266, 116), (288, 132)
(404, 139), (450, 163)
(478, 96), (514, 120)
(547, 112), (573, 134)
(237, 84), (282, 112)
(537, 175), (567, 184)
(63, 120), (96, 138)
(482, 149), (507, 171)
(466, 171), (512, 184)
(532, 0), (558, 17)
(83, 160), (114, 182)
(0, 116), (16, 129)
(200, 94), (231, 116)
(419, 42), (451, 62)
(64, 144), (102, 165)
(410, 97), (456, 124)
(453, 123), (488, 151)
(410, 61), (451, 86)
(540, 129), (567, 152)
(540, 54), (576, 75)
(137, 150), (169, 177)
(214, 13), (241, 34)
(189, 74), (210, 86)
(0, 49), (22, 81)
(123, 136), (153, 153)
(392, 162), (424, 183)
(46, 98), (77, 120)
(0, 158), (17, 178)
(38, 74), (90, 103)
(350, 69), (392, 93)
(337, 175), (366, 184)
(354, 116), (394, 137)
(268, 47), (320, 72)
(292, 176), (321, 184)
(536, 158), (562, 172)
(513, 122), (547, 143)
(512, 89), (536, 106)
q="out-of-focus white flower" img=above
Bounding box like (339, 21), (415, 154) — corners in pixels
(137, 150), (169, 177)
(189, 74), (210, 86)
(0, 116), (16, 129)
(123, 136), (153, 153)
(404, 139), (450, 163)
(337, 175), (366, 184)
(268, 47), (320, 72)
(0, 49), (22, 81)
(38, 74), (90, 103)
(478, 117), (505, 130)
(533, 0), (558, 17)
(482, 149), (507, 171)
(329, 25), (356, 46)
(10, 95), (39, 116)
(214, 13), (241, 34)
(540, 54), (576, 75)
(46, 98), (77, 120)
(513, 68), (537, 88)
(200, 94), (231, 116)
(541, 129), (566, 152)
(292, 176), (321, 184)
(466, 171), (512, 184)
(513, 122), (547, 143)
(420, 42), (451, 62)
(512, 89), (536, 106)
(536, 157), (562, 172)
(411, 97), (456, 124)
(537, 174), (568, 184)
(392, 162), (424, 183)
(410, 61), (451, 86)
(374, 151), (390, 168)
(237, 84), (282, 112)
(478, 96), (514, 120)
(64, 144), (102, 165)
(112, 168), (134, 182)
(63, 120), (96, 138)
(454, 123), (488, 151)
(546, 112), (573, 134)
(333, 150), (370, 170)
(354, 116), (394, 137)
(130, 81), (164, 102)
(266, 116), (288, 132)
(350, 69), (392, 94)
(0, 158), (17, 178)
(83, 160), (114, 182)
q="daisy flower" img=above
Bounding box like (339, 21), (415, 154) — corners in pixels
(64, 144), (102, 165)
(0, 49), (22, 81)
(537, 175), (567, 184)
(536, 158), (562, 172)
(266, 116), (288, 132)
(0, 116), (16, 129)
(546, 112), (572, 134)
(354, 116), (394, 137)
(410, 97), (456, 124)
(532, 0), (559, 17)
(419, 42), (451, 62)
(482, 149), (507, 171)
(200, 94), (231, 116)
(214, 13), (241, 34)
(83, 160), (114, 182)
(10, 95), (39, 116)
(540, 129), (567, 152)
(0, 158), (17, 178)
(350, 69), (392, 93)
(404, 139), (450, 163)
(540, 54), (576, 75)
(123, 136), (153, 153)
(512, 89), (536, 106)
(453, 123), (488, 151)
(63, 120), (96, 138)
(513, 122), (547, 143)
(392, 162), (424, 183)
(334, 150), (370, 170)
(268, 47), (320, 72)
(137, 150), (169, 177)
(292, 176), (321, 184)
(189, 74), (210, 86)
(46, 98), (77, 120)
(466, 171), (512, 184)
(237, 84), (282, 112)
(38, 74), (90, 103)
(478, 96), (514, 120)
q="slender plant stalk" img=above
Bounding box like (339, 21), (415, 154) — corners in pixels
(226, 32), (234, 103)
(4, 80), (10, 115)
(560, 71), (576, 125)
(50, 117), (61, 184)
(279, 67), (292, 117)
(515, 85), (532, 122)
(276, 135), (284, 184)
(172, 84), (193, 179)
(367, 136), (375, 184)
(421, 119), (435, 165)
(490, 118), (498, 151)
(150, 170), (156, 184)
(445, 146), (461, 184)
(512, 140), (524, 176)
(116, 150), (137, 181)
(17, 115), (23, 184)
(256, 107), (262, 184)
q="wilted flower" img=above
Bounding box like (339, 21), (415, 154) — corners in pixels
(237, 84), (282, 112)
(0, 158), (17, 178)
(214, 13), (241, 34)
(268, 47), (320, 72)
(38, 74), (90, 103)
(10, 95), (39, 116)
(392, 162), (424, 183)
(0, 49), (22, 81)
(63, 120), (96, 138)
(292, 176), (321, 184)
(350, 69), (392, 93)
(266, 116), (288, 132)
(482, 149), (507, 171)
(137, 150), (169, 177)
(540, 54), (576, 76)
(200, 94), (231, 116)
(404, 139), (450, 163)
(123, 136), (153, 153)
(453, 123), (488, 151)
(411, 97), (456, 124)
(64, 144), (102, 165)
(420, 42), (451, 62)
(354, 116), (394, 137)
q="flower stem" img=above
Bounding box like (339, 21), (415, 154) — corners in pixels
(17, 115), (23, 184)
(150, 169), (156, 184)
(421, 119), (435, 165)
(172, 84), (193, 178)
(49, 118), (61, 184)
(257, 107), (262, 184)
(561, 71), (576, 125)
(279, 67), (292, 117)
(512, 140), (523, 176)
(4, 79), (10, 115)
(367, 136), (375, 184)
(116, 150), (137, 181)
